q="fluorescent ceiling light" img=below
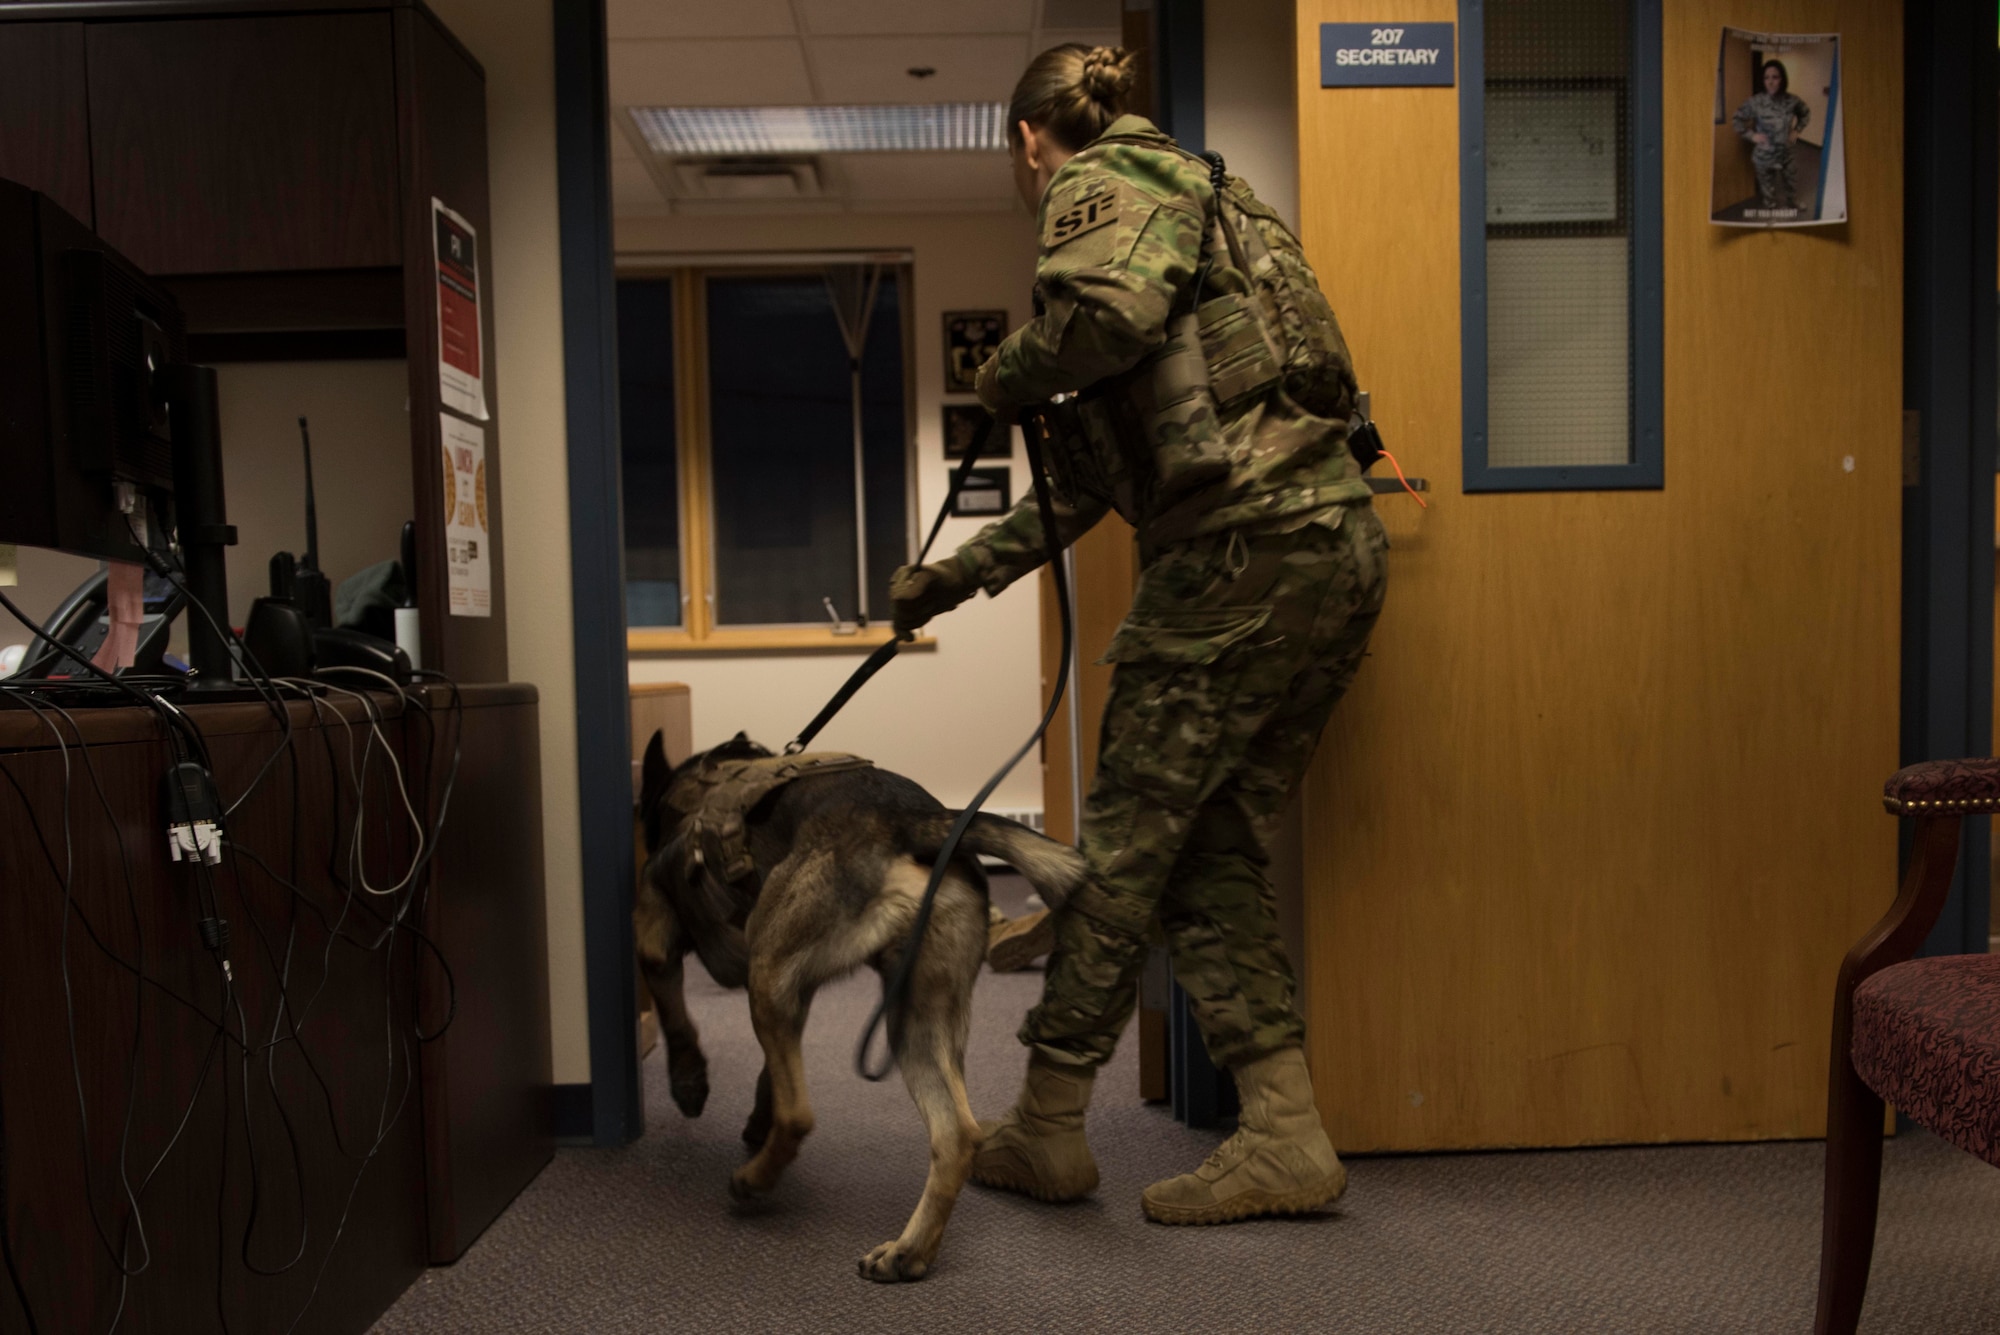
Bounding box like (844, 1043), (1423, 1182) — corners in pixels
(630, 103), (1006, 155)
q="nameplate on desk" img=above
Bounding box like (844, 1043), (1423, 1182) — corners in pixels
(1320, 23), (1456, 87)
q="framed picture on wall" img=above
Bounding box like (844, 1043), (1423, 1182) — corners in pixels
(948, 466), (1013, 518)
(942, 310), (1006, 392)
(942, 403), (1014, 459)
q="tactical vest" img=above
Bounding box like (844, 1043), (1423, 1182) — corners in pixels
(1041, 136), (1358, 533)
(667, 752), (873, 891)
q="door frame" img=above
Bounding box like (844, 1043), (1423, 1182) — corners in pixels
(1902, 0), (1997, 958)
(553, 0), (642, 1147)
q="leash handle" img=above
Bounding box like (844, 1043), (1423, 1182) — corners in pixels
(856, 406), (1074, 1080)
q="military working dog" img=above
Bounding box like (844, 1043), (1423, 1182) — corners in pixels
(635, 731), (1088, 1282)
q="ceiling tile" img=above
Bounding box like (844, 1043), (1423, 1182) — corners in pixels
(609, 38), (814, 106)
(809, 35), (1031, 104)
(837, 152), (1016, 203)
(606, 0), (797, 40)
(797, 0), (1033, 36)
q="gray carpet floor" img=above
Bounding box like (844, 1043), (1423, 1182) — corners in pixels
(374, 880), (2000, 1333)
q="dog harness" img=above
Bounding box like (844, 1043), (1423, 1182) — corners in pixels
(668, 752), (874, 891)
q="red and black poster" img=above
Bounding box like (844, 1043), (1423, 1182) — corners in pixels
(432, 198), (487, 420)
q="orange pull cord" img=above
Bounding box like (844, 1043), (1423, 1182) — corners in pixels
(1378, 447), (1429, 509)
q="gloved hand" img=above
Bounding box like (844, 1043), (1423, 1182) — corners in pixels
(974, 357), (1019, 424)
(889, 558), (976, 635)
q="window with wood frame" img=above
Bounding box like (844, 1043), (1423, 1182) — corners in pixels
(616, 259), (916, 651)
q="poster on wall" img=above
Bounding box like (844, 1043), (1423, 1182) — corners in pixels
(942, 402), (1014, 459)
(948, 467), (1013, 518)
(441, 413), (491, 618)
(942, 310), (1006, 393)
(432, 198), (489, 419)
(1710, 29), (1845, 228)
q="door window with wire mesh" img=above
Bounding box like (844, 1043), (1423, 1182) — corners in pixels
(1461, 0), (1662, 490)
(616, 263), (913, 640)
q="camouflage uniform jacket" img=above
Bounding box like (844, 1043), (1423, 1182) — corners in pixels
(1731, 92), (1810, 165)
(962, 115), (1371, 597)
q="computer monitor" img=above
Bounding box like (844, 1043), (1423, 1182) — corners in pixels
(0, 176), (234, 682)
(0, 176), (186, 564)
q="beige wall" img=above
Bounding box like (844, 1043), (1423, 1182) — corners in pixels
(2, 545), (100, 638)
(618, 210), (1047, 814)
(211, 359), (415, 626)
(427, 0), (589, 1085)
(1206, 0), (1300, 230)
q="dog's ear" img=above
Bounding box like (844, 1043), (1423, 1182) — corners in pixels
(640, 731), (670, 853)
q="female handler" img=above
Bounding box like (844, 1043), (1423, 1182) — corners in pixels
(1731, 59), (1811, 212)
(889, 45), (1388, 1226)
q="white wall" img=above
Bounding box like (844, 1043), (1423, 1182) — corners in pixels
(212, 360), (414, 626)
(618, 210), (1049, 815)
(426, 0), (589, 1086)
(1, 546), (99, 637)
(1205, 0), (1299, 230)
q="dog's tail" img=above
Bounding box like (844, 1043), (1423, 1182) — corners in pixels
(915, 812), (1089, 909)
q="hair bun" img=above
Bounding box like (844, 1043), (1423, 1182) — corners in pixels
(1080, 46), (1135, 107)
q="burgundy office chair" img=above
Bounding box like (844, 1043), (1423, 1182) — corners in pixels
(1815, 759), (2000, 1334)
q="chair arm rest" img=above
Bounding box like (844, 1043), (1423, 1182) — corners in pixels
(1882, 758), (2000, 816)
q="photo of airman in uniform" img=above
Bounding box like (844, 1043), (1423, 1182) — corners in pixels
(1710, 28), (1846, 228)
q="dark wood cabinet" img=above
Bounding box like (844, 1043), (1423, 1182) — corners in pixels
(413, 684), (556, 1262)
(0, 23), (91, 222)
(0, 0), (509, 684)
(0, 684), (553, 1331)
(85, 13), (402, 275)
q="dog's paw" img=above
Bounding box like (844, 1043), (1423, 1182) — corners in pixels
(728, 1165), (770, 1201)
(670, 1065), (710, 1118)
(857, 1240), (932, 1283)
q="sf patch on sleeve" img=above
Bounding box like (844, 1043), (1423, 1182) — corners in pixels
(1041, 179), (1155, 269)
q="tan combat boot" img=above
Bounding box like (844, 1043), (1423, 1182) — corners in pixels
(1141, 1047), (1347, 1225)
(986, 907), (1055, 972)
(970, 1057), (1099, 1202)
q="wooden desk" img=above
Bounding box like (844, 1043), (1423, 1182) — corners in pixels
(410, 683), (554, 1263)
(0, 681), (550, 1331)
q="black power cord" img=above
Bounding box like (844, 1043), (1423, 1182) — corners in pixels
(0, 621), (467, 1328)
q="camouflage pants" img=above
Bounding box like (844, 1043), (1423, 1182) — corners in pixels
(1021, 502), (1389, 1071)
(1753, 145), (1798, 209)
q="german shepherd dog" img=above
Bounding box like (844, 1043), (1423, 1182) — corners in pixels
(635, 731), (1088, 1282)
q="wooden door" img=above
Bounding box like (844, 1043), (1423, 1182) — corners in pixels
(1295, 0), (1904, 1150)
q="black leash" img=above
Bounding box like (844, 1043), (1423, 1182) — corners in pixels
(784, 413), (1000, 756)
(854, 408), (1073, 1080)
